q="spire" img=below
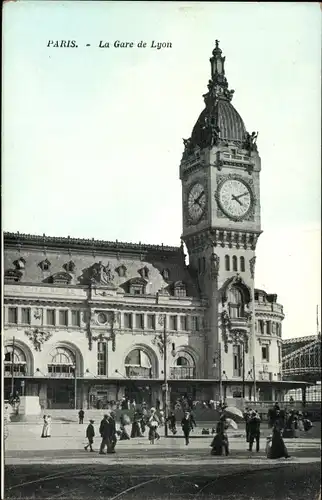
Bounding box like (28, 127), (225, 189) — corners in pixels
(206, 40), (234, 102)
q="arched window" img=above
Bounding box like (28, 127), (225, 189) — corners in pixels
(232, 256), (238, 272)
(171, 352), (195, 379)
(48, 346), (75, 377)
(227, 287), (245, 318)
(225, 255), (230, 271)
(125, 349), (152, 378)
(240, 256), (245, 272)
(4, 345), (27, 376)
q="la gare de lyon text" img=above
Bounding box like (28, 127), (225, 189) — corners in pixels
(47, 40), (172, 50)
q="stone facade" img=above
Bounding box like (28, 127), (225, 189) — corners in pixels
(3, 42), (286, 408)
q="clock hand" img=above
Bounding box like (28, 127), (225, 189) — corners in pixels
(234, 191), (249, 200)
(232, 194), (243, 206)
(194, 191), (205, 205)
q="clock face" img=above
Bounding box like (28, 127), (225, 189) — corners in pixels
(187, 182), (206, 224)
(217, 179), (252, 219)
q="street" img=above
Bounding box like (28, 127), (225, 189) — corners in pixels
(4, 422), (321, 499)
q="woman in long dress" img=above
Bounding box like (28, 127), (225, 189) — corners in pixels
(148, 408), (160, 444)
(210, 415), (229, 456)
(266, 422), (290, 459)
(41, 415), (49, 438)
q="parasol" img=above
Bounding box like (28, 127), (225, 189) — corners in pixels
(226, 418), (238, 430)
(223, 406), (244, 420)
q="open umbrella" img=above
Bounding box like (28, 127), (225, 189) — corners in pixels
(223, 406), (244, 420)
(226, 418), (238, 430)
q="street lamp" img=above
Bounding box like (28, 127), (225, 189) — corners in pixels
(154, 314), (171, 437)
(212, 343), (223, 404)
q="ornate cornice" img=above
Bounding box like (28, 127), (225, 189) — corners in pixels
(255, 312), (284, 320)
(184, 228), (262, 253)
(4, 232), (181, 257)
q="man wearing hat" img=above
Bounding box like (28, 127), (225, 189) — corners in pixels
(85, 419), (95, 452)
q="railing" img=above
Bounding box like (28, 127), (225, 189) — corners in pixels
(170, 367), (195, 379)
(125, 366), (152, 378)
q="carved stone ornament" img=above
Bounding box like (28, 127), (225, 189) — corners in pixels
(34, 308), (42, 320)
(4, 269), (23, 282)
(13, 257), (26, 270)
(221, 309), (231, 353)
(92, 330), (116, 352)
(50, 272), (72, 285)
(39, 259), (51, 271)
(151, 333), (172, 358)
(138, 266), (149, 279)
(25, 328), (52, 352)
(63, 261), (76, 273)
(210, 253), (220, 280)
(229, 329), (249, 353)
(249, 256), (256, 279)
(89, 261), (114, 285)
(115, 264), (127, 278)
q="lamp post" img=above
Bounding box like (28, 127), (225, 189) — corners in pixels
(241, 342), (245, 399)
(158, 314), (168, 437)
(74, 362), (77, 410)
(213, 343), (223, 404)
(11, 336), (15, 396)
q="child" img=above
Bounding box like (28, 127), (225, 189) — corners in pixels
(84, 419), (95, 452)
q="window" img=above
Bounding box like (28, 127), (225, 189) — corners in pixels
(191, 316), (198, 331)
(233, 345), (241, 377)
(135, 313), (144, 329)
(48, 346), (75, 377)
(59, 310), (68, 326)
(262, 345), (269, 362)
(173, 282), (187, 297)
(147, 314), (156, 329)
(259, 320), (264, 335)
(227, 287), (244, 318)
(71, 310), (81, 327)
(4, 345), (27, 376)
(266, 321), (271, 335)
(225, 255), (230, 271)
(272, 322), (276, 334)
(278, 344), (281, 364)
(232, 256), (238, 272)
(47, 309), (55, 326)
(124, 313), (132, 329)
(21, 308), (31, 325)
(125, 349), (152, 378)
(170, 352), (195, 379)
(8, 307), (18, 324)
(169, 315), (177, 331)
(130, 285), (144, 295)
(240, 256), (245, 272)
(97, 342), (107, 376)
(180, 316), (188, 331)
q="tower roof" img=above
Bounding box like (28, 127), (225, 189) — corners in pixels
(183, 41), (256, 155)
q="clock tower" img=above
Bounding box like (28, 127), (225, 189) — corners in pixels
(180, 41), (262, 394)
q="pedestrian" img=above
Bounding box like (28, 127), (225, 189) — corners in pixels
(78, 409), (85, 424)
(167, 412), (177, 435)
(148, 408), (160, 444)
(243, 407), (252, 443)
(181, 410), (194, 445)
(46, 415), (52, 437)
(266, 421), (290, 459)
(248, 410), (261, 452)
(130, 411), (143, 438)
(84, 419), (95, 452)
(156, 399), (161, 411)
(210, 414), (229, 456)
(99, 413), (117, 454)
(41, 415), (49, 438)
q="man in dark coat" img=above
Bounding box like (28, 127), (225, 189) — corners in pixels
(248, 410), (261, 452)
(78, 409), (85, 424)
(99, 414), (117, 454)
(181, 411), (196, 445)
(84, 419), (95, 452)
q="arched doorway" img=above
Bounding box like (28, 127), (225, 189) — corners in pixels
(170, 351), (197, 406)
(123, 347), (155, 405)
(47, 346), (76, 409)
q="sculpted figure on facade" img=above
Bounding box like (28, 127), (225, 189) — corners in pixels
(249, 256), (256, 279)
(25, 328), (52, 352)
(210, 253), (220, 280)
(89, 261), (114, 285)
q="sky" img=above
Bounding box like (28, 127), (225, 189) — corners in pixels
(2, 1), (321, 339)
